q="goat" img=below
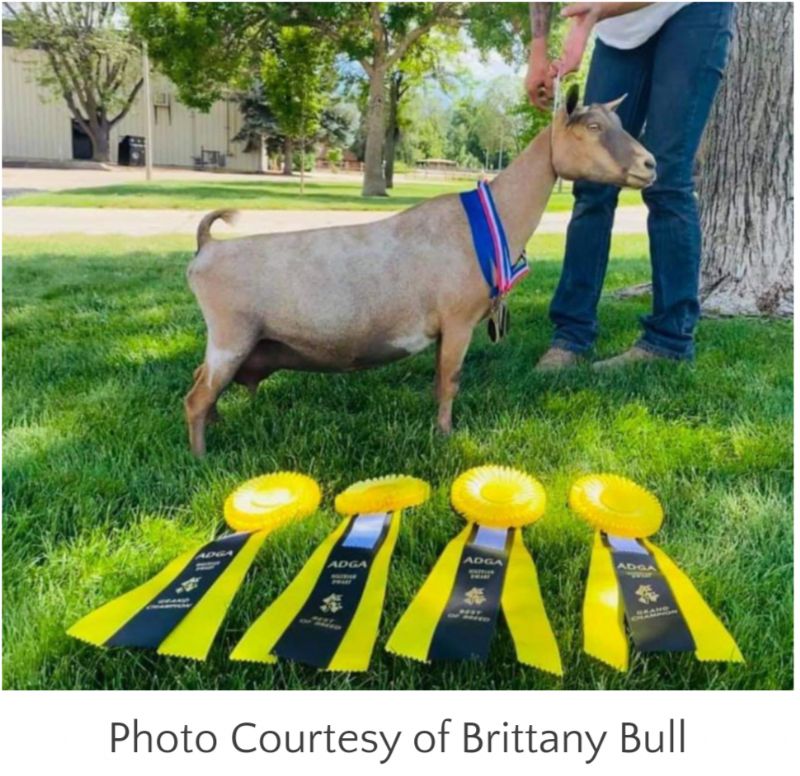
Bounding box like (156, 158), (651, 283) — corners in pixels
(185, 86), (656, 456)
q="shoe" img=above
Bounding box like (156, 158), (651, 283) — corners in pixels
(592, 345), (667, 371)
(534, 346), (582, 373)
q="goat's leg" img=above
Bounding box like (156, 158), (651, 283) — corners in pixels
(185, 330), (257, 457)
(435, 323), (473, 434)
(193, 363), (220, 424)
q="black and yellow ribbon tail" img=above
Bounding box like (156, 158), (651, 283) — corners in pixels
(387, 523), (562, 675)
(385, 525), (472, 662)
(231, 475), (429, 672)
(387, 466), (562, 675)
(572, 474), (743, 672)
(67, 472), (321, 661)
(644, 539), (744, 664)
(67, 531), (268, 660)
(502, 528), (563, 675)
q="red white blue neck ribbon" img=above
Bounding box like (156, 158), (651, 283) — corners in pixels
(460, 180), (529, 299)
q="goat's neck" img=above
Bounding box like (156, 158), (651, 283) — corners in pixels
(488, 127), (557, 259)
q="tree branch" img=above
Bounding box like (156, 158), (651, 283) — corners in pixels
(109, 77), (143, 127)
(66, 99), (91, 135)
(386, 3), (460, 68)
(369, 2), (384, 52)
(2, 2), (20, 20)
(359, 57), (374, 79)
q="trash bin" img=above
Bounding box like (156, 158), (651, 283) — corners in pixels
(118, 135), (145, 166)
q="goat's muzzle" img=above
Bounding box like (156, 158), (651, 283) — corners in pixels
(625, 151), (657, 189)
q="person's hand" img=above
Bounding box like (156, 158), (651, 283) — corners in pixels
(555, 2), (604, 75)
(525, 41), (555, 110)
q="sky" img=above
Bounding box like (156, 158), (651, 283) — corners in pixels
(456, 45), (526, 89)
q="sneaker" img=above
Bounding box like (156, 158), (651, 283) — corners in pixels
(534, 346), (582, 373)
(592, 345), (668, 371)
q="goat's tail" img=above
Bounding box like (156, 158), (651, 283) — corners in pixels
(196, 209), (239, 251)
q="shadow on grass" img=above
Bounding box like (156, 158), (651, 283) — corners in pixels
(11, 181), (463, 211)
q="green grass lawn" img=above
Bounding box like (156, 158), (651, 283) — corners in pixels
(2, 233), (791, 690)
(6, 178), (643, 212)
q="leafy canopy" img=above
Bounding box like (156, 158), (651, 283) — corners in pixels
(5, 2), (143, 124)
(261, 26), (334, 143)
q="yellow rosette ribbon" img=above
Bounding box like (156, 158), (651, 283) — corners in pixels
(570, 473), (744, 672)
(231, 474), (430, 672)
(386, 466), (562, 676)
(67, 472), (321, 661)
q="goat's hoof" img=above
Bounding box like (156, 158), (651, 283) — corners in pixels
(437, 421), (454, 436)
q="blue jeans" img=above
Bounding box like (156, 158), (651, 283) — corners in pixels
(550, 2), (735, 360)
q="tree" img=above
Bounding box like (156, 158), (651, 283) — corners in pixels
(127, 2), (279, 112)
(261, 26), (334, 186)
(4, 2), (143, 162)
(234, 84), (356, 175)
(318, 101), (359, 150)
(296, 2), (465, 196)
(395, 89), (450, 164)
(384, 71), (409, 188)
(464, 1), (530, 63)
(473, 76), (526, 169)
(444, 93), (484, 168)
(131, 3), (468, 196)
(232, 80), (280, 172)
(383, 28), (462, 188)
(697, 3), (793, 316)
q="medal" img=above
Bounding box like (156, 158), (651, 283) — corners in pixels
(487, 298), (510, 343)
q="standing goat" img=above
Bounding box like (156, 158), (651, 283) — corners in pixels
(185, 87), (655, 456)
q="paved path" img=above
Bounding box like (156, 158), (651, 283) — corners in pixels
(1, 165), (434, 191)
(2, 205), (647, 236)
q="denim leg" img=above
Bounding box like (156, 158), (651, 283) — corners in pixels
(549, 38), (654, 352)
(638, 3), (735, 359)
(550, 180), (620, 353)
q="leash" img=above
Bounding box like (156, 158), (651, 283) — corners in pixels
(552, 73), (563, 114)
(551, 73), (563, 187)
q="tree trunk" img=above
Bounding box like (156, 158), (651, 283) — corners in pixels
(384, 73), (401, 189)
(89, 121), (111, 162)
(283, 137), (294, 176)
(697, 3), (793, 316)
(362, 60), (388, 197)
(299, 135), (306, 195)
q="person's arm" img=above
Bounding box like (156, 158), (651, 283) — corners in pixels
(556, 2), (653, 74)
(525, 3), (557, 109)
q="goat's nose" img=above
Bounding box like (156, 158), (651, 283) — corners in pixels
(644, 157), (656, 170)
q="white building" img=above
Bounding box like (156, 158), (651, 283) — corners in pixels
(2, 40), (265, 172)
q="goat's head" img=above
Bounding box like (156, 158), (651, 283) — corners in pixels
(551, 85), (656, 189)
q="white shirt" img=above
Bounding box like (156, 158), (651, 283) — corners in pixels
(596, 2), (691, 49)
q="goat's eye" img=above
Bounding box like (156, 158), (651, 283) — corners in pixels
(587, 122), (602, 132)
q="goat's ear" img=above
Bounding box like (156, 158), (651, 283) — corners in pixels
(603, 93), (627, 112)
(565, 84), (580, 116)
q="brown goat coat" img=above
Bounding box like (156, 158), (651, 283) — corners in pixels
(185, 106), (654, 456)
